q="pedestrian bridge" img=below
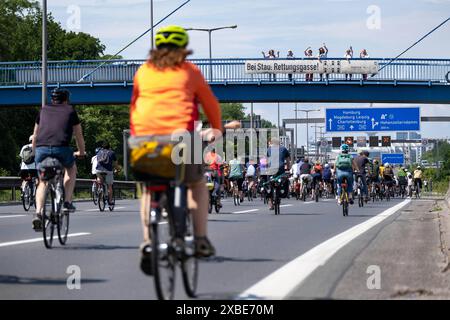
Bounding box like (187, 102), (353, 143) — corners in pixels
(0, 58), (449, 106)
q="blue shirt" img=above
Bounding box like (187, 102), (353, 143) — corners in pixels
(267, 146), (290, 175)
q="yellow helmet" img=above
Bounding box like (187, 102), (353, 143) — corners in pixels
(155, 25), (189, 48)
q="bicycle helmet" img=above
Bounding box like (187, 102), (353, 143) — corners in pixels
(325, 163), (330, 168)
(385, 163), (390, 167)
(340, 144), (349, 152)
(51, 88), (70, 104)
(155, 25), (189, 48)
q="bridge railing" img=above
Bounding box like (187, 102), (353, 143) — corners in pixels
(1, 58), (450, 85)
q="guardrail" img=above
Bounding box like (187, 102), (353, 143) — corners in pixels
(0, 177), (137, 202)
(1, 58), (450, 85)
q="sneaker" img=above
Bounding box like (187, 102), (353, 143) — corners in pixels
(32, 213), (43, 231)
(63, 202), (76, 213)
(337, 198), (342, 205)
(195, 237), (216, 258)
(140, 242), (153, 276)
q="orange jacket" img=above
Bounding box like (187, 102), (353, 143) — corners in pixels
(130, 61), (222, 136)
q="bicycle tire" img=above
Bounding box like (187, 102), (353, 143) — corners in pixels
(208, 197), (213, 213)
(22, 184), (31, 212)
(57, 210), (69, 245)
(214, 201), (221, 213)
(92, 182), (98, 205)
(108, 186), (115, 211)
(181, 213), (198, 298)
(42, 186), (55, 249)
(98, 187), (106, 212)
(151, 219), (175, 300)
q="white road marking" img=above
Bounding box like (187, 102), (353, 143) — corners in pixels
(0, 215), (26, 219)
(84, 207), (125, 212)
(280, 204), (293, 208)
(237, 199), (411, 300)
(233, 209), (259, 214)
(0, 232), (91, 248)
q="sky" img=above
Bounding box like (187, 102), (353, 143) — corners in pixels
(47, 0), (450, 146)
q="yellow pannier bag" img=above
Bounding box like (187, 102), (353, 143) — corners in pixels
(130, 141), (176, 180)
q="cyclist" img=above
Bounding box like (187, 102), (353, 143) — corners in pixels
(407, 171), (414, 197)
(129, 26), (240, 271)
(397, 166), (408, 195)
(311, 160), (323, 200)
(354, 149), (370, 201)
(205, 148), (223, 207)
(32, 88), (86, 230)
(413, 166), (423, 195)
(383, 163), (395, 195)
(322, 163), (332, 195)
(298, 158), (312, 197)
(245, 160), (257, 198)
(96, 142), (118, 205)
(266, 137), (291, 209)
(335, 144), (355, 205)
(19, 135), (38, 197)
(229, 155), (245, 202)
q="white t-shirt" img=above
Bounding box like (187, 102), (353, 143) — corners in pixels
(290, 163), (299, 178)
(19, 144), (36, 170)
(246, 164), (256, 177)
(344, 54), (352, 59)
(91, 155), (98, 175)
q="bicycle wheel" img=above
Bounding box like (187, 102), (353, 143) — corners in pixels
(108, 186), (115, 211)
(150, 214), (176, 300)
(181, 212), (198, 298)
(273, 191), (279, 215)
(57, 208), (69, 245)
(214, 199), (221, 213)
(98, 187), (106, 212)
(315, 186), (319, 202)
(42, 186), (55, 249)
(92, 182), (98, 205)
(208, 197), (213, 214)
(22, 183), (31, 212)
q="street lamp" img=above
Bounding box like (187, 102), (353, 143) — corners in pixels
(42, 0), (48, 107)
(185, 25), (237, 81)
(295, 108), (320, 157)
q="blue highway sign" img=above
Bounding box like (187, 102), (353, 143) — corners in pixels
(381, 153), (405, 165)
(326, 107), (420, 132)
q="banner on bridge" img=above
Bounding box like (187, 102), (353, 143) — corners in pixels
(244, 60), (378, 74)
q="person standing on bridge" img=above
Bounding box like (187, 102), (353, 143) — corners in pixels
(286, 49), (295, 81)
(128, 25), (240, 275)
(304, 46), (314, 81)
(360, 49), (370, 80)
(317, 43), (329, 81)
(262, 49), (279, 81)
(31, 88), (86, 231)
(344, 46), (353, 80)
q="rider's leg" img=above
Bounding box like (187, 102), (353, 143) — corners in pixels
(140, 189), (151, 243)
(64, 164), (77, 203)
(188, 180), (209, 238)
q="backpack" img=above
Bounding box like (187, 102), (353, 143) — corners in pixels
(336, 154), (352, 170)
(21, 145), (34, 165)
(97, 149), (111, 166)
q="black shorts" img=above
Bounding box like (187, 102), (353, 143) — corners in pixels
(229, 177), (244, 191)
(20, 169), (37, 181)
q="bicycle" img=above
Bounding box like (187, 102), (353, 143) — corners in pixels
(37, 158), (69, 249)
(21, 176), (36, 212)
(265, 173), (287, 215)
(91, 178), (101, 206)
(131, 139), (198, 300)
(300, 177), (309, 202)
(230, 178), (241, 206)
(414, 180), (421, 199)
(356, 175), (364, 208)
(340, 177), (350, 217)
(96, 172), (115, 212)
(205, 171), (221, 214)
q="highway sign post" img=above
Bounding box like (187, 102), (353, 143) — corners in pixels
(381, 153), (405, 165)
(326, 107), (420, 132)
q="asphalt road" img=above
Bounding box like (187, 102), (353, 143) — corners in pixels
(0, 195), (416, 300)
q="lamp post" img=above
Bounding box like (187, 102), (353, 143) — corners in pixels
(42, 0), (48, 107)
(150, 0), (154, 50)
(185, 25), (237, 81)
(295, 108), (320, 158)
